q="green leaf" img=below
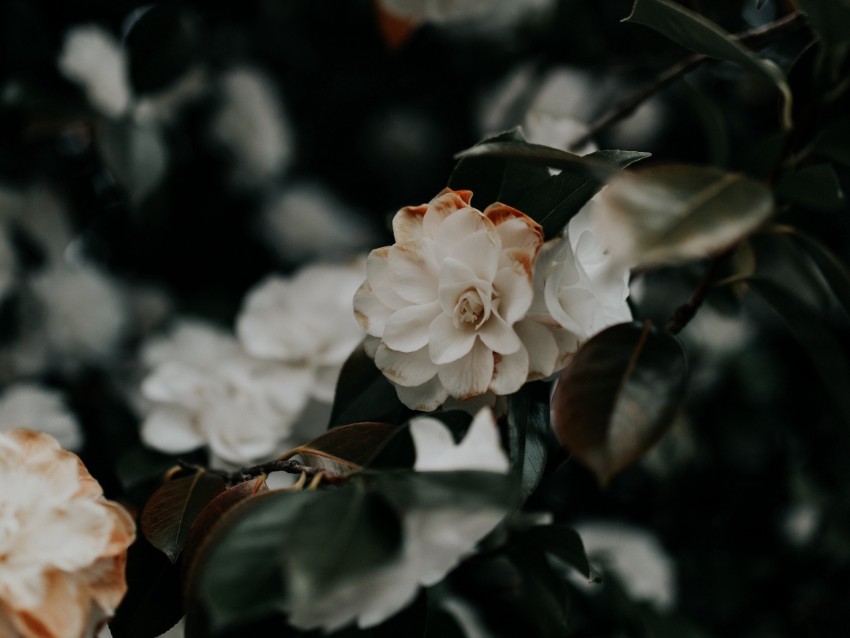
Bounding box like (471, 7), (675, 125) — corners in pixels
(624, 0), (792, 127)
(329, 343), (406, 427)
(191, 490), (319, 633)
(140, 470), (226, 563)
(109, 538), (183, 638)
(551, 321), (688, 486)
(507, 381), (551, 501)
(283, 484), (403, 609)
(597, 164), (774, 269)
(448, 129), (551, 209)
(745, 277), (850, 435)
(795, 0), (850, 46)
(374, 469), (518, 515)
(289, 421), (398, 476)
(516, 149), (651, 239)
(776, 163), (845, 211)
(506, 547), (571, 635)
(518, 525), (591, 578)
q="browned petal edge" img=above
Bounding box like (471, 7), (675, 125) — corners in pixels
(483, 202), (543, 235)
(432, 187), (474, 211)
(392, 203), (429, 242)
(371, 0), (418, 50)
(9, 570), (88, 638)
(506, 248), (535, 278)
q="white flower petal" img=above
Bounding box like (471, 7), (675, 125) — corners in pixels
(477, 314), (521, 355)
(489, 343), (529, 395)
(435, 207), (491, 248)
(514, 319), (559, 379)
(392, 203), (428, 242)
(447, 229), (500, 282)
(353, 282), (393, 337)
(383, 301), (442, 353)
(375, 343), (439, 387)
(141, 405), (204, 454)
(493, 264), (534, 325)
(388, 240), (440, 305)
(428, 313), (476, 364)
(437, 339), (494, 400)
(412, 407), (509, 473)
(394, 376), (450, 411)
(422, 189), (473, 238)
(366, 247), (408, 310)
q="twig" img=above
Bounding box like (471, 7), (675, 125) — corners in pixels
(569, 11), (806, 151)
(177, 459), (345, 486)
(665, 252), (731, 335)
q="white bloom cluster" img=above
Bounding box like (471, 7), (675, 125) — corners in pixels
(287, 407), (509, 631)
(354, 188), (630, 411)
(0, 384), (82, 452)
(140, 260), (366, 466)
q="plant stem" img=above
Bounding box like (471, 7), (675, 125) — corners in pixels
(569, 11), (806, 151)
(177, 459), (345, 486)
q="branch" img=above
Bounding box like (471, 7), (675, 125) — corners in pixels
(569, 11), (806, 151)
(177, 459), (346, 486)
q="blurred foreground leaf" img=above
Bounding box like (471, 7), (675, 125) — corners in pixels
(776, 163), (845, 211)
(551, 322), (688, 486)
(329, 343), (406, 427)
(507, 381), (551, 501)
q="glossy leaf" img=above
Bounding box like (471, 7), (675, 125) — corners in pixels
(141, 470), (226, 563)
(776, 163), (845, 211)
(552, 322), (688, 486)
(190, 490), (319, 633)
(507, 381), (551, 501)
(746, 277), (850, 435)
(624, 0), (792, 127)
(288, 421), (397, 476)
(282, 484), (403, 607)
(329, 343), (406, 427)
(596, 164), (773, 269)
(516, 149), (651, 239)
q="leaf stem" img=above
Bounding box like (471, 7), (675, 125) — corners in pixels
(665, 252), (730, 335)
(177, 459), (345, 487)
(569, 11), (806, 150)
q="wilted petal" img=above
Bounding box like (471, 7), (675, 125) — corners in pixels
(422, 189), (473, 238)
(383, 301), (442, 353)
(375, 343), (438, 387)
(395, 376), (450, 411)
(428, 313), (476, 364)
(438, 339), (494, 400)
(485, 205), (543, 257)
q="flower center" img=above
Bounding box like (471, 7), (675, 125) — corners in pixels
(452, 287), (498, 330)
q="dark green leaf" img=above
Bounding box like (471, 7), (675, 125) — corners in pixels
(815, 116), (850, 169)
(516, 149), (651, 239)
(775, 228), (850, 316)
(776, 163), (845, 211)
(624, 0), (792, 127)
(375, 469), (517, 514)
(109, 538), (183, 638)
(507, 381), (551, 501)
(141, 470), (226, 563)
(448, 129), (551, 209)
(283, 484), (403, 605)
(597, 164), (774, 268)
(796, 0), (850, 46)
(289, 421), (397, 476)
(519, 525), (591, 578)
(507, 546), (571, 635)
(746, 277), (850, 435)
(116, 446), (184, 490)
(191, 490), (319, 633)
(329, 343), (406, 427)
(551, 321), (688, 485)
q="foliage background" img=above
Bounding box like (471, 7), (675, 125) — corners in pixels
(1, 0), (849, 636)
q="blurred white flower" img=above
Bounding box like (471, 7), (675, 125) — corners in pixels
(378, 0), (552, 26)
(237, 261), (367, 403)
(211, 68), (293, 187)
(0, 429), (135, 638)
(58, 25), (131, 118)
(542, 207), (632, 341)
(258, 182), (378, 263)
(573, 521), (676, 611)
(134, 67), (208, 125)
(0, 384), (82, 452)
(354, 188), (545, 411)
(287, 408), (509, 631)
(523, 111), (597, 156)
(140, 320), (312, 467)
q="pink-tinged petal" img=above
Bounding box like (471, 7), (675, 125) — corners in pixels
(514, 318), (558, 379)
(438, 338), (494, 400)
(447, 229), (500, 281)
(387, 240), (440, 305)
(395, 376), (450, 411)
(493, 263), (534, 325)
(383, 301), (442, 353)
(392, 203), (428, 242)
(489, 344), (529, 395)
(367, 247), (408, 310)
(423, 189), (473, 238)
(353, 281), (393, 337)
(141, 405), (204, 453)
(487, 210), (543, 257)
(477, 314), (521, 355)
(428, 313), (476, 364)
(375, 342), (439, 387)
(434, 207), (491, 248)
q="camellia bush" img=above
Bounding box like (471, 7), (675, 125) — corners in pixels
(1, 0), (849, 636)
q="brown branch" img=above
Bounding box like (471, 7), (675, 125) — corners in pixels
(177, 459), (346, 487)
(569, 11), (806, 151)
(665, 251), (731, 335)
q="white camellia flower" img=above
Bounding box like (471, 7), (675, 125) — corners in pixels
(287, 408), (509, 631)
(542, 206), (632, 342)
(0, 429), (135, 638)
(58, 25), (131, 118)
(0, 384), (82, 452)
(140, 320), (313, 467)
(237, 260), (367, 403)
(354, 188), (546, 411)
